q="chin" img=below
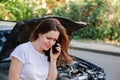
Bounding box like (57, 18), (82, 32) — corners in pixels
(44, 47), (50, 51)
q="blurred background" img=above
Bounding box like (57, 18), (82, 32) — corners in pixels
(0, 0), (120, 46)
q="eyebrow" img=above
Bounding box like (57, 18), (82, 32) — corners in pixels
(47, 35), (57, 40)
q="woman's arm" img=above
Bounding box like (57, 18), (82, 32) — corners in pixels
(47, 59), (58, 80)
(8, 57), (24, 80)
(47, 44), (61, 80)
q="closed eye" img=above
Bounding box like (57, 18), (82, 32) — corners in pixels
(47, 37), (57, 42)
(47, 37), (52, 40)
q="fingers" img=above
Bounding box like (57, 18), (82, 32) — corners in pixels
(49, 43), (61, 61)
(56, 43), (61, 48)
(55, 43), (61, 53)
(50, 43), (61, 54)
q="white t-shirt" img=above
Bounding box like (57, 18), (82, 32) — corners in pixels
(10, 42), (50, 80)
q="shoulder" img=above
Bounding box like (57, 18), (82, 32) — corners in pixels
(10, 42), (31, 63)
(19, 41), (31, 46)
(16, 42), (31, 49)
(11, 41), (31, 56)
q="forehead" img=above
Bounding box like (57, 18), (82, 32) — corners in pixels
(44, 30), (60, 38)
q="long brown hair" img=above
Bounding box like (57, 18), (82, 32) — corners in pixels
(29, 18), (73, 66)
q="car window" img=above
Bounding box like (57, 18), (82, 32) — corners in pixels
(0, 21), (15, 31)
(0, 30), (11, 51)
(0, 21), (16, 52)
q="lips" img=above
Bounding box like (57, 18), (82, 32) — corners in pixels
(46, 44), (51, 49)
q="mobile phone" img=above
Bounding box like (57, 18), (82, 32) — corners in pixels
(44, 39), (60, 61)
(52, 40), (59, 54)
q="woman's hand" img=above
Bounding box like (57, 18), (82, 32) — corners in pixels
(50, 43), (61, 62)
(47, 43), (61, 80)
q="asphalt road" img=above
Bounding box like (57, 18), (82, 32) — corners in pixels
(69, 49), (120, 80)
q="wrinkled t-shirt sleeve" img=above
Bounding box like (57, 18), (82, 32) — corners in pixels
(10, 44), (27, 64)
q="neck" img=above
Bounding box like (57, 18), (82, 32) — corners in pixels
(31, 40), (44, 54)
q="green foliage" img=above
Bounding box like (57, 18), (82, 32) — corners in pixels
(80, 0), (107, 25)
(52, 2), (80, 21)
(0, 0), (46, 21)
(0, 0), (33, 20)
(98, 24), (120, 41)
(52, 4), (68, 17)
(33, 7), (47, 18)
(73, 26), (100, 40)
(72, 0), (120, 43)
(73, 24), (120, 42)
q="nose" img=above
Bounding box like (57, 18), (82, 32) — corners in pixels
(49, 40), (55, 46)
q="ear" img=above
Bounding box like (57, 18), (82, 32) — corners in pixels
(38, 34), (43, 39)
(38, 33), (42, 37)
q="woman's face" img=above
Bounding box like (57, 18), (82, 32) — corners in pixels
(38, 30), (60, 51)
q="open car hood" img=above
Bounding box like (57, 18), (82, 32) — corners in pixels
(0, 16), (87, 60)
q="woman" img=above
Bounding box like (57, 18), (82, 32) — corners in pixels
(8, 18), (73, 80)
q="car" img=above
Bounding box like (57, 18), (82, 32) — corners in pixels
(0, 16), (106, 80)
